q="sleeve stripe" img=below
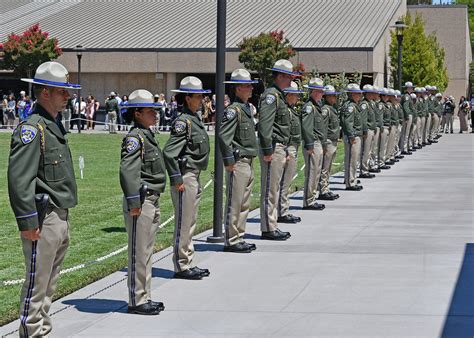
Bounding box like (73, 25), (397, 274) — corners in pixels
(16, 212), (38, 219)
(170, 173), (182, 177)
(126, 195), (140, 200)
(223, 156), (233, 160)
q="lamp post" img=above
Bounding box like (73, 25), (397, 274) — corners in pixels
(74, 45), (85, 133)
(391, 20), (407, 91)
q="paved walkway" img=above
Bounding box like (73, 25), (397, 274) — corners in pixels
(1, 133), (473, 337)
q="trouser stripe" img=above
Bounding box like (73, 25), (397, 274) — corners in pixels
(20, 240), (38, 337)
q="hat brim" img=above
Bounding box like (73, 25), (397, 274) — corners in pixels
(323, 92), (340, 95)
(402, 85), (415, 88)
(283, 89), (304, 94)
(267, 68), (302, 77)
(345, 90), (364, 93)
(171, 88), (211, 94)
(21, 78), (81, 89)
(120, 103), (163, 109)
(303, 85), (324, 90)
(223, 79), (259, 84)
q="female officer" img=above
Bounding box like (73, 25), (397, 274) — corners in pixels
(163, 76), (211, 280)
(119, 89), (166, 315)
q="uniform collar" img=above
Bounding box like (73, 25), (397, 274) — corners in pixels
(33, 104), (67, 139)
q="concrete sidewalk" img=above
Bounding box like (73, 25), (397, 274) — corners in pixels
(2, 133), (473, 337)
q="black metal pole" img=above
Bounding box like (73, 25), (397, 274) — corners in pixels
(207, 0), (226, 243)
(77, 54), (82, 133)
(397, 34), (403, 91)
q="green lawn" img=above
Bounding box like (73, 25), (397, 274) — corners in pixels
(0, 132), (344, 325)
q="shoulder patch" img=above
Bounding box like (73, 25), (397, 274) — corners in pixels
(173, 120), (187, 135)
(305, 105), (313, 114)
(125, 136), (140, 153)
(348, 105), (354, 113)
(265, 94), (276, 105)
(378, 103), (384, 110)
(20, 124), (38, 145)
(360, 103), (367, 110)
(225, 108), (236, 120)
(322, 108), (329, 117)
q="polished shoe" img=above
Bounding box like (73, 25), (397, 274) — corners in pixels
(329, 191), (340, 199)
(224, 242), (252, 253)
(401, 151), (412, 155)
(450, 131), (454, 134)
(287, 214), (301, 222)
(148, 300), (165, 311)
(422, 142), (428, 146)
(395, 155), (404, 159)
(191, 266), (210, 277)
(386, 160), (396, 165)
(346, 185), (363, 191)
(276, 228), (291, 238)
(302, 203), (325, 210)
(369, 168), (381, 173)
(243, 242), (257, 251)
(430, 139), (438, 143)
(359, 173), (375, 179)
(174, 269), (203, 280)
(393, 159), (400, 162)
(379, 165), (391, 169)
(318, 193), (337, 200)
(128, 302), (161, 315)
(261, 230), (289, 241)
(277, 214), (299, 223)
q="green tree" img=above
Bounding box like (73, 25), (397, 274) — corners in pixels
(0, 23), (62, 93)
(389, 12), (448, 91)
(407, 0), (432, 4)
(238, 30), (296, 87)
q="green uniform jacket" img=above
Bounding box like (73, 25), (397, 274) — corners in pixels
(383, 102), (392, 127)
(397, 103), (404, 125)
(163, 107), (210, 185)
(288, 106), (302, 147)
(218, 98), (258, 167)
(325, 104), (340, 143)
(402, 93), (414, 119)
(258, 86), (290, 156)
(365, 100), (377, 131)
(416, 97), (424, 117)
(423, 97), (430, 117)
(301, 98), (325, 150)
(8, 104), (77, 231)
(374, 100), (384, 128)
(390, 103), (399, 126)
(340, 99), (362, 140)
(434, 99), (443, 116)
(359, 99), (370, 133)
(119, 125), (166, 210)
(105, 97), (120, 114)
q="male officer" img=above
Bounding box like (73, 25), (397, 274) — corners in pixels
(386, 89), (399, 164)
(401, 82), (415, 154)
(378, 88), (391, 169)
(359, 85), (377, 179)
(278, 81), (304, 221)
(8, 61), (79, 337)
(319, 85), (341, 200)
(219, 69), (259, 252)
(105, 91), (120, 134)
(427, 86), (440, 142)
(341, 83), (364, 191)
(301, 77), (327, 210)
(414, 87), (425, 148)
(369, 86), (384, 172)
(258, 59), (299, 240)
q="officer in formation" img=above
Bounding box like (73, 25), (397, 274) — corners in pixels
(358, 85), (377, 179)
(301, 77), (327, 209)
(8, 61), (79, 336)
(278, 81), (304, 222)
(218, 69), (258, 253)
(119, 89), (166, 315)
(257, 59), (296, 241)
(163, 76), (211, 280)
(369, 86), (384, 172)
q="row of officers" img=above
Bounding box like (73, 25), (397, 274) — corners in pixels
(8, 60), (444, 336)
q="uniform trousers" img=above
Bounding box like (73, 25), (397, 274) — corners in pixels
(171, 169), (202, 272)
(360, 129), (375, 174)
(19, 206), (69, 338)
(424, 115), (431, 142)
(278, 145), (298, 217)
(320, 140), (338, 194)
(378, 127), (389, 165)
(430, 114), (440, 140)
(386, 126), (397, 161)
(370, 127), (381, 168)
(224, 157), (254, 246)
(415, 117), (422, 146)
(418, 116), (426, 144)
(303, 141), (323, 207)
(123, 194), (160, 307)
(403, 115), (413, 152)
(344, 135), (361, 188)
(260, 143), (286, 232)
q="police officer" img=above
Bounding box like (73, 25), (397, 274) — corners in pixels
(219, 69), (258, 253)
(359, 85), (377, 179)
(414, 87), (425, 147)
(341, 83), (364, 191)
(386, 89), (399, 164)
(163, 76), (211, 279)
(378, 88), (392, 169)
(119, 89), (166, 315)
(319, 85), (341, 200)
(369, 86), (384, 172)
(258, 59), (298, 240)
(301, 77), (327, 209)
(278, 81), (304, 221)
(421, 87), (430, 145)
(427, 86), (440, 142)
(394, 90), (405, 159)
(401, 82), (415, 155)
(105, 91), (120, 134)
(8, 61), (79, 337)
(433, 92), (444, 139)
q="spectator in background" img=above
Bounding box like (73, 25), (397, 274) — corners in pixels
(157, 93), (167, 131)
(443, 96), (455, 134)
(17, 91), (27, 121)
(470, 97), (474, 133)
(169, 95), (178, 122)
(1, 95), (7, 128)
(116, 94), (122, 131)
(63, 97), (74, 133)
(75, 97), (87, 130)
(121, 95), (129, 131)
(23, 95), (33, 119)
(85, 95), (95, 130)
(6, 94), (16, 129)
(224, 94), (230, 107)
(458, 96), (470, 133)
(203, 96), (212, 131)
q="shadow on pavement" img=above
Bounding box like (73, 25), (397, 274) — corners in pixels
(151, 267), (175, 279)
(441, 243), (474, 338)
(194, 243), (223, 252)
(62, 299), (128, 314)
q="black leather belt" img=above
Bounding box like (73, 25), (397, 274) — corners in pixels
(146, 190), (160, 196)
